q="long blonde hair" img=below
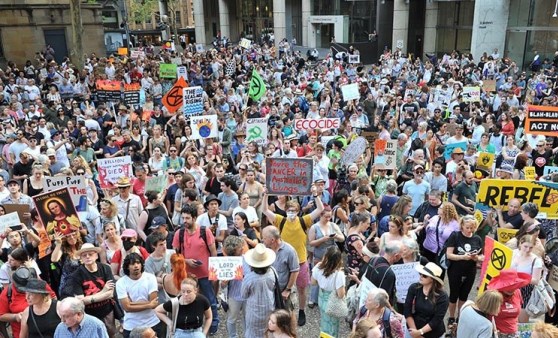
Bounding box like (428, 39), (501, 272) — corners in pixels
(439, 202), (459, 224)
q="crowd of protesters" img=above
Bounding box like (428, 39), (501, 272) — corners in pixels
(0, 36), (556, 338)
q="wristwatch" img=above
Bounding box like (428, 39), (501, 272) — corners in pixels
(419, 329), (424, 336)
(285, 287), (292, 292)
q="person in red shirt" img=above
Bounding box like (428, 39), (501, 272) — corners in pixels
(111, 229), (149, 280)
(132, 166), (148, 207)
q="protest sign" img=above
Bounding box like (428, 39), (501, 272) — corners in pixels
(208, 256), (244, 281)
(524, 167), (536, 180)
(266, 158), (313, 196)
(348, 54), (360, 64)
(476, 152), (494, 171)
(392, 262), (420, 303)
(130, 50), (145, 59)
(239, 38), (252, 49)
(162, 77), (188, 114)
(341, 137), (367, 166)
(444, 142), (468, 161)
(0, 212), (21, 233)
(95, 80), (122, 102)
(183, 86), (204, 116)
(361, 131), (378, 150)
(293, 118), (340, 131)
(246, 118), (268, 145)
(34, 188), (80, 236)
(177, 66), (188, 80)
(479, 237), (512, 294)
(97, 156), (133, 188)
(117, 47), (128, 56)
(146, 175), (167, 194)
(190, 115), (218, 140)
(482, 80), (496, 92)
(476, 179), (558, 219)
(123, 83), (141, 105)
(3, 204), (29, 222)
(171, 57), (182, 65)
(249, 69), (266, 101)
(384, 140), (397, 170)
(430, 87), (453, 106)
(374, 139), (387, 164)
(43, 176), (88, 212)
(462, 86), (481, 102)
(544, 166), (558, 176)
(195, 44), (204, 52)
(159, 63), (178, 78)
(341, 83), (360, 101)
(525, 105), (558, 136)
(358, 276), (377, 309)
(497, 228), (518, 244)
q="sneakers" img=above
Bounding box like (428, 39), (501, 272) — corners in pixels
(297, 310), (306, 326)
(308, 302), (316, 309)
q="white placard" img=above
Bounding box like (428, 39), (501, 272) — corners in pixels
(183, 86), (204, 116)
(195, 44), (205, 53)
(97, 156), (133, 188)
(130, 50), (145, 59)
(177, 66), (188, 80)
(208, 256), (244, 281)
(391, 262), (420, 303)
(463, 86), (481, 103)
(190, 115), (218, 140)
(246, 118), (268, 145)
(171, 57), (182, 65)
(239, 38), (252, 49)
(43, 176), (88, 212)
(348, 54), (360, 64)
(341, 83), (360, 102)
(0, 212), (21, 233)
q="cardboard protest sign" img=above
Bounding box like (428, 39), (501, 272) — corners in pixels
(544, 166), (558, 176)
(43, 176), (88, 212)
(482, 80), (496, 92)
(0, 212), (21, 233)
(123, 83), (141, 105)
(341, 137), (367, 166)
(361, 131), (378, 151)
(479, 237), (512, 294)
(190, 115), (218, 140)
(183, 86), (204, 116)
(444, 142), (468, 161)
(208, 256), (244, 281)
(341, 83), (360, 101)
(293, 118), (340, 131)
(374, 139), (387, 164)
(496, 228), (518, 244)
(95, 80), (122, 102)
(476, 179), (558, 219)
(239, 38), (252, 49)
(162, 77), (188, 114)
(246, 118), (268, 145)
(97, 156), (133, 188)
(159, 63), (178, 79)
(525, 105), (558, 137)
(524, 167), (536, 180)
(391, 262), (420, 303)
(383, 140), (397, 170)
(462, 86), (481, 102)
(117, 47), (128, 56)
(476, 152), (494, 171)
(145, 175), (167, 194)
(34, 188), (81, 236)
(266, 158), (313, 196)
(3, 204), (29, 222)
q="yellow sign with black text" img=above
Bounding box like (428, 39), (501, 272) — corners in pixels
(477, 179), (558, 219)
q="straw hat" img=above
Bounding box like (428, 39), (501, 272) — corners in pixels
(416, 262), (444, 285)
(487, 269), (531, 292)
(244, 244), (276, 268)
(76, 243), (102, 256)
(115, 177), (132, 188)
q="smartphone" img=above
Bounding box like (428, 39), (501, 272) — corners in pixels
(10, 225), (22, 231)
(329, 233), (336, 238)
(194, 260), (203, 266)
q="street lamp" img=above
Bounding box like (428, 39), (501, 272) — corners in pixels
(553, 0), (558, 17)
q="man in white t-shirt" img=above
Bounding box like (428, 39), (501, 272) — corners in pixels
(196, 195), (228, 254)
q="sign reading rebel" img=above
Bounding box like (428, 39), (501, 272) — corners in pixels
(266, 158), (313, 196)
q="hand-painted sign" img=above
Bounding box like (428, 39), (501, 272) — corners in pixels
(266, 158), (313, 196)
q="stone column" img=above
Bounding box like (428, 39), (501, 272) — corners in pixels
(193, 0), (206, 45)
(392, 0), (409, 53)
(471, 0), (510, 61)
(218, 0), (230, 39)
(273, 0), (286, 46)
(302, 0), (311, 47)
(423, 0), (438, 56)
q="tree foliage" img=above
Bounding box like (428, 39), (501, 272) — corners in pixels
(128, 0), (157, 23)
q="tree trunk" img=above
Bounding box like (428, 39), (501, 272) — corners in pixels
(70, 0), (84, 70)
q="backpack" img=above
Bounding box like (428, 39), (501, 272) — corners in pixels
(177, 226), (210, 255)
(278, 216), (308, 234)
(358, 305), (393, 338)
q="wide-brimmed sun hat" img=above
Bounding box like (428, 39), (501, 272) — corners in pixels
(76, 243), (102, 256)
(416, 262), (444, 286)
(487, 269), (531, 292)
(244, 243), (276, 268)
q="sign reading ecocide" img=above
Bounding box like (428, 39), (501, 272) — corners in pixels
(294, 118), (340, 130)
(266, 158), (313, 196)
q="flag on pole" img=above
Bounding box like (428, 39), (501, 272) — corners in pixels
(249, 69), (266, 101)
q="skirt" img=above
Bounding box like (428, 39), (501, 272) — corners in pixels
(318, 289), (340, 337)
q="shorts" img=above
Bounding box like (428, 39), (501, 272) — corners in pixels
(296, 261), (310, 289)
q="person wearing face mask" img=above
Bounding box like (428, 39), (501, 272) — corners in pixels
(110, 229), (149, 280)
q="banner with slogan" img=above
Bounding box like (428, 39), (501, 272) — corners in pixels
(145, 175), (167, 194)
(162, 77), (188, 114)
(246, 118), (268, 145)
(341, 83), (359, 101)
(479, 237), (512, 294)
(0, 212), (21, 233)
(496, 228), (518, 244)
(462, 86), (481, 102)
(95, 80), (122, 102)
(525, 105), (558, 136)
(123, 83), (141, 105)
(544, 166), (558, 176)
(249, 69), (266, 101)
(476, 152), (494, 172)
(265, 158), (313, 196)
(190, 115), (218, 140)
(477, 179), (558, 219)
(159, 63), (178, 79)
(97, 156), (133, 188)
(293, 118), (340, 131)
(208, 256), (244, 281)
(43, 176), (88, 212)
(391, 262), (420, 303)
(183, 86), (204, 116)
(444, 142), (468, 161)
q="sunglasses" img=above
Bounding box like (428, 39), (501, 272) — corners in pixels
(419, 273), (429, 278)
(415, 170), (424, 174)
(354, 202), (364, 206)
(170, 149), (177, 152)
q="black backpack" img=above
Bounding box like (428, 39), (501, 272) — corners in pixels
(278, 216), (308, 234)
(177, 226), (210, 255)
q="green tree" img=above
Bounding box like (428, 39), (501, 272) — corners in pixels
(128, 0), (158, 23)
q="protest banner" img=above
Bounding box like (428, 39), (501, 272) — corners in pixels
(479, 237), (513, 294)
(544, 166), (558, 176)
(0, 212), (21, 233)
(524, 167), (536, 180)
(34, 188), (81, 236)
(239, 38), (252, 49)
(476, 152), (495, 172)
(246, 118), (268, 145)
(497, 228), (518, 244)
(190, 115), (218, 140)
(3, 204), (29, 222)
(482, 80), (496, 92)
(145, 175), (167, 194)
(525, 105), (558, 136)
(476, 179), (558, 219)
(341, 137), (367, 166)
(130, 50), (145, 59)
(266, 158), (313, 196)
(97, 156), (133, 188)
(462, 86), (481, 102)
(177, 66), (188, 80)
(374, 139), (387, 165)
(43, 176), (88, 212)
(293, 118), (340, 131)
(392, 262), (420, 303)
(123, 83), (141, 105)
(162, 77), (188, 114)
(159, 63), (178, 78)
(341, 83), (360, 101)
(208, 256), (244, 281)
(183, 86), (204, 116)
(444, 142), (468, 161)
(348, 54), (360, 64)
(95, 80), (122, 102)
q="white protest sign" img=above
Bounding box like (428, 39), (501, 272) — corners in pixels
(385, 140), (397, 170)
(0, 212), (21, 233)
(97, 156), (133, 188)
(348, 54), (360, 64)
(246, 118), (268, 145)
(183, 86), (204, 116)
(239, 38), (252, 49)
(190, 115), (218, 139)
(463, 86), (481, 103)
(171, 57), (182, 65)
(208, 256), (244, 281)
(177, 66), (188, 80)
(43, 176), (88, 212)
(341, 83), (360, 101)
(130, 50), (145, 59)
(341, 137), (367, 166)
(391, 262), (420, 303)
(195, 44), (204, 52)
(294, 118), (340, 131)
(358, 276), (378, 309)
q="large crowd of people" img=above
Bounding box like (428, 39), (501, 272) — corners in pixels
(0, 36), (556, 338)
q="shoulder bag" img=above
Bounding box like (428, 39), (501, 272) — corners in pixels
(325, 271), (349, 318)
(166, 296), (180, 338)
